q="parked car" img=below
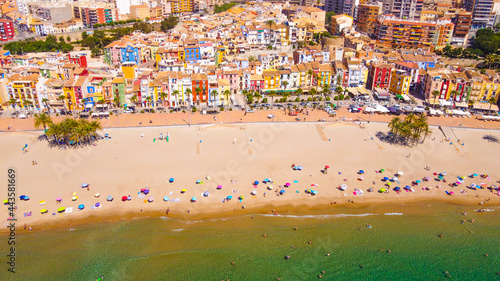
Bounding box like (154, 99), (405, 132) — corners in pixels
(246, 109), (254, 113)
(124, 109), (134, 113)
(413, 106), (426, 113)
(17, 113), (27, 119)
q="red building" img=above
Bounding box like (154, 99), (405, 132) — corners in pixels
(0, 19), (15, 41)
(191, 73), (208, 105)
(367, 63), (392, 90)
(81, 7), (119, 28)
(250, 75), (264, 91)
(68, 53), (88, 68)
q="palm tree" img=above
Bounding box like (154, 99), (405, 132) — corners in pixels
(172, 90), (180, 107)
(306, 70), (314, 88)
(195, 87), (202, 106)
(295, 88), (303, 100)
(254, 91), (262, 104)
(309, 88), (317, 100)
(468, 99), (475, 110)
(57, 94), (66, 111)
(9, 98), (17, 110)
(488, 97), (497, 114)
(144, 96), (152, 108)
(34, 113), (53, 132)
(450, 90), (458, 104)
(268, 90), (276, 104)
(130, 94), (138, 106)
(432, 90), (440, 109)
(335, 86), (343, 107)
(159, 92), (168, 107)
(388, 117), (401, 135)
(282, 81), (289, 94)
(185, 88), (192, 106)
(314, 73), (320, 91)
(42, 98), (49, 112)
(223, 89), (231, 108)
(266, 20), (275, 46)
(113, 96), (121, 108)
(210, 90), (218, 106)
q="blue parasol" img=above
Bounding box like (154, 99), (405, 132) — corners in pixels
(163, 196), (169, 201)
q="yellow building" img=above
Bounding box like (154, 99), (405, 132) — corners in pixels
(318, 65), (332, 87)
(217, 79), (231, 106)
(389, 70), (411, 96)
(6, 74), (40, 109)
(63, 78), (76, 110)
(262, 69), (281, 90)
(122, 62), (136, 80)
(130, 5), (150, 20)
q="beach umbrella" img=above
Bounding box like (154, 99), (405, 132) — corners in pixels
(239, 195), (244, 200)
(196, 180), (201, 184)
(438, 175), (444, 180)
(455, 181), (462, 185)
(3, 199), (8, 205)
(127, 195), (132, 201)
(181, 189), (187, 193)
(107, 195), (113, 201)
(415, 180), (422, 184)
(297, 166), (303, 170)
(358, 176), (364, 181)
(251, 190), (257, 195)
(285, 183), (291, 187)
(140, 188), (146, 192)
(169, 178), (174, 183)
(325, 165), (330, 169)
(359, 170), (365, 174)
(480, 183), (487, 188)
(280, 190), (286, 195)
(217, 185), (223, 190)
(311, 190), (318, 195)
(95, 193), (100, 198)
(82, 183), (89, 188)
(191, 197), (196, 202)
(163, 196), (169, 201)
(405, 185), (411, 190)
(394, 187), (401, 191)
(472, 173), (478, 177)
(78, 204), (84, 210)
(442, 171), (447, 175)
(268, 185), (273, 190)
(227, 195), (233, 200)
(397, 171), (403, 176)
(19, 195), (26, 200)
(380, 169), (385, 172)
(122, 196), (127, 201)
(386, 182), (392, 186)
(392, 177), (398, 182)
(254, 181), (259, 185)
(72, 196), (78, 201)
(41, 209), (48, 214)
(144, 189), (150, 195)
(57, 207), (65, 213)
(383, 177), (389, 181)
(203, 191), (209, 197)
(470, 183), (477, 188)
(56, 197), (62, 202)
(148, 197), (154, 202)
(379, 188), (386, 193)
(95, 203), (100, 207)
(340, 184), (347, 191)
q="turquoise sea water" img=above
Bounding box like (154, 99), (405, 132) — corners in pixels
(5, 202), (500, 281)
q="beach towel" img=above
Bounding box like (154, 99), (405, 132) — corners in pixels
(39, 201), (46, 205)
(65, 208), (73, 213)
(24, 211), (32, 217)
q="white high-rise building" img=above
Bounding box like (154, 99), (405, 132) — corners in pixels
(114, 0), (144, 14)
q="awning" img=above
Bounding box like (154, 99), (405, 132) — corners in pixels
(85, 103), (93, 108)
(396, 94), (403, 100)
(401, 94), (410, 102)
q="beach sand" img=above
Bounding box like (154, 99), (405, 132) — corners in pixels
(1, 121), (499, 233)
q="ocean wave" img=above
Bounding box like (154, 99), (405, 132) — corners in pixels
(384, 213), (404, 216)
(259, 213), (376, 219)
(171, 229), (184, 232)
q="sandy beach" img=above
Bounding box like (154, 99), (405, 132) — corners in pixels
(1, 120), (500, 233)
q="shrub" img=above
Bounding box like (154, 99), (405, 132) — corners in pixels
(262, 98), (268, 103)
(334, 96), (339, 100)
(301, 99), (304, 102)
(344, 95), (350, 100)
(220, 107), (225, 111)
(229, 108), (233, 111)
(110, 111), (114, 115)
(56, 113), (59, 117)
(150, 109), (155, 113)
(339, 94), (345, 100)
(307, 97), (312, 101)
(295, 97), (300, 102)
(182, 109), (186, 113)
(192, 107), (197, 112)
(140, 110), (145, 113)
(170, 109), (173, 113)
(326, 97), (331, 101)
(318, 97), (323, 101)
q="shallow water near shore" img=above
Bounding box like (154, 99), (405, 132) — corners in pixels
(8, 201), (500, 280)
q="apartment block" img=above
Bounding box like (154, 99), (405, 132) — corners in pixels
(0, 19), (15, 41)
(357, 4), (381, 37)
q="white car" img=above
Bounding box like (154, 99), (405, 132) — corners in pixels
(413, 106), (426, 113)
(124, 109), (134, 113)
(17, 113), (27, 119)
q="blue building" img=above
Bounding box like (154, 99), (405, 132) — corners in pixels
(121, 45), (139, 65)
(184, 40), (201, 63)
